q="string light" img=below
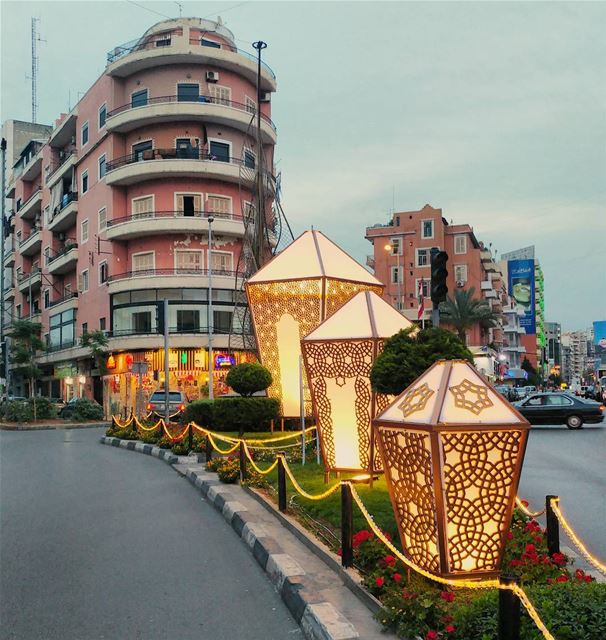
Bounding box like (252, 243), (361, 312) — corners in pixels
(279, 456), (341, 501)
(243, 444), (280, 475)
(206, 433), (240, 455)
(189, 422), (316, 446)
(112, 415), (134, 429)
(550, 498), (606, 576)
(515, 496), (546, 518)
(162, 422), (190, 441)
(134, 416), (163, 432)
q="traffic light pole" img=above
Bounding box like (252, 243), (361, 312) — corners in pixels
(1, 138), (6, 397)
(431, 306), (440, 328)
(430, 247), (448, 329)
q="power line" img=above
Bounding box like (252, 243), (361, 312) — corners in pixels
(125, 0), (172, 19)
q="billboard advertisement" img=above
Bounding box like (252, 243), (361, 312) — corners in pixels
(594, 321), (606, 367)
(508, 259), (536, 334)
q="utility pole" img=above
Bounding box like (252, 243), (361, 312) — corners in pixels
(252, 40), (267, 270)
(163, 299), (170, 421)
(1, 138), (6, 397)
(30, 18), (40, 123)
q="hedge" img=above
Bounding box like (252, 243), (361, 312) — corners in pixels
(182, 397), (280, 433)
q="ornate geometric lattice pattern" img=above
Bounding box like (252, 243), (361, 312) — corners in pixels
(377, 429), (440, 572)
(449, 379), (494, 415)
(441, 430), (523, 573)
(324, 280), (383, 318)
(303, 340), (375, 470)
(247, 280), (322, 414)
(398, 383), (435, 418)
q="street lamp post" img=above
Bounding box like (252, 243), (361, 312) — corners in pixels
(384, 242), (401, 311)
(207, 216), (214, 400)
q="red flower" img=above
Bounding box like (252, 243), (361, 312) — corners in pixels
(440, 590), (455, 602)
(352, 530), (373, 548)
(584, 575), (593, 583)
(393, 573), (402, 583)
(575, 569), (586, 579)
(446, 625), (456, 633)
(375, 577), (384, 587)
(425, 632), (439, 640)
(551, 552), (567, 566)
(525, 543), (536, 553)
(507, 531), (514, 540)
(521, 499), (529, 507)
(509, 559), (523, 567)
(556, 574), (569, 583)
(383, 555), (396, 567)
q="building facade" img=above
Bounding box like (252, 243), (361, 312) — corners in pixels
(365, 204), (505, 350)
(545, 321), (562, 378)
(562, 327), (595, 384)
(4, 18), (277, 411)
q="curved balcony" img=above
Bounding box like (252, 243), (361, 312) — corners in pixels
(47, 292), (79, 313)
(107, 331), (238, 353)
(106, 31), (276, 92)
(19, 229), (42, 257)
(105, 210), (244, 241)
(105, 149), (263, 189)
(107, 267), (242, 294)
(107, 95), (276, 144)
(17, 189), (43, 221)
(47, 244), (79, 275)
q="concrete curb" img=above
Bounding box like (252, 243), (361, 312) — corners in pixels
(99, 436), (361, 640)
(1, 422), (110, 431)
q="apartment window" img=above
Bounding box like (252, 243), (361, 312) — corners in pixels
(210, 251), (233, 274)
(98, 154), (106, 179)
(99, 317), (106, 331)
(16, 304), (21, 319)
(422, 219), (434, 239)
(99, 261), (108, 284)
(245, 96), (256, 114)
(175, 250), (203, 273)
(131, 89), (148, 108)
(132, 195), (154, 218)
(454, 235), (467, 255)
(206, 195), (232, 216)
(81, 170), (89, 194)
(177, 309), (200, 332)
(244, 149), (256, 169)
(213, 310), (232, 334)
(208, 84), (231, 106)
(44, 246), (51, 265)
(416, 248), (429, 267)
(79, 269), (89, 293)
(390, 266), (401, 284)
(98, 207), (107, 231)
(81, 219), (89, 243)
(98, 104), (107, 129)
(390, 237), (402, 255)
(49, 309), (76, 350)
(177, 83), (199, 102)
(43, 289), (50, 309)
(81, 122), (89, 146)
(132, 252), (155, 273)
(209, 140), (230, 163)
(454, 264), (468, 283)
(176, 193), (201, 216)
(201, 38), (221, 49)
(415, 279), (430, 298)
(82, 322), (88, 336)
(132, 311), (152, 333)
(132, 140), (153, 161)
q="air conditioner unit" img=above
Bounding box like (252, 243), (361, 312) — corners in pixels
(456, 280), (465, 288)
(206, 71), (219, 82)
(259, 91), (271, 103)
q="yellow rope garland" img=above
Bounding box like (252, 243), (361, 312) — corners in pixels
(134, 416), (164, 432)
(162, 422), (190, 441)
(112, 415), (134, 429)
(550, 498), (606, 576)
(515, 496), (546, 518)
(206, 432), (240, 455)
(279, 456), (341, 501)
(189, 422), (316, 446)
(242, 444), (280, 475)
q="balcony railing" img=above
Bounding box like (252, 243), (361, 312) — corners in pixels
(107, 267), (242, 283)
(106, 149), (256, 173)
(17, 188), (42, 213)
(48, 292), (78, 308)
(107, 94), (276, 130)
(106, 30), (275, 79)
(47, 151), (77, 181)
(47, 243), (78, 264)
(52, 191), (78, 216)
(109, 326), (241, 338)
(19, 229), (41, 247)
(106, 210), (243, 228)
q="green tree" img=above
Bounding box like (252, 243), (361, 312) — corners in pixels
(521, 357), (541, 386)
(225, 362), (272, 397)
(8, 320), (44, 420)
(439, 287), (499, 345)
(80, 330), (109, 374)
(370, 327), (473, 395)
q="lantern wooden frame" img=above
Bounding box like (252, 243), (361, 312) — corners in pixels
(374, 359), (530, 579)
(302, 291), (415, 475)
(246, 230), (382, 417)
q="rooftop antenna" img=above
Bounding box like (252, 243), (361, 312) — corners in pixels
(175, 2), (183, 17)
(27, 18), (44, 123)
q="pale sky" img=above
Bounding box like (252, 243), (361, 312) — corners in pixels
(1, 1), (605, 331)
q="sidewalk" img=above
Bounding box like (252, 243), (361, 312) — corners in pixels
(1, 420), (109, 431)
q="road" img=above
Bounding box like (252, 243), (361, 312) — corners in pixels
(518, 423), (606, 559)
(0, 428), (300, 640)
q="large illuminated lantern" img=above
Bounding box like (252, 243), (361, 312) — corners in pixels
(374, 360), (530, 579)
(246, 230), (382, 417)
(301, 291), (415, 474)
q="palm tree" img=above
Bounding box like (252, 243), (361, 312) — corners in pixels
(439, 287), (499, 345)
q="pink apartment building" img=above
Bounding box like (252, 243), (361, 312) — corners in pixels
(5, 17), (276, 409)
(365, 204), (505, 350)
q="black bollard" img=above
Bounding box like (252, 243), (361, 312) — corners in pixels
(498, 574), (521, 640)
(341, 483), (353, 568)
(188, 424), (193, 451)
(205, 435), (212, 463)
(278, 455), (287, 512)
(239, 441), (247, 482)
(545, 495), (560, 556)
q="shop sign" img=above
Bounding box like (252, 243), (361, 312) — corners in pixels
(215, 353), (235, 368)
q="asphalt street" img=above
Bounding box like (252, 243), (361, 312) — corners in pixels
(518, 423), (606, 559)
(0, 428), (300, 640)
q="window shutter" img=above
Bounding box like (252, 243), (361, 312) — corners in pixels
(176, 194), (184, 213)
(78, 274), (83, 292)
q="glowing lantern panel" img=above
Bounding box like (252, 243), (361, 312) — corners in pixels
(302, 291), (415, 473)
(246, 230), (382, 417)
(374, 360), (530, 579)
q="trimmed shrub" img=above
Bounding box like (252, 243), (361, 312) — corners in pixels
(182, 399), (214, 426)
(216, 458), (239, 483)
(70, 398), (104, 421)
(212, 397), (280, 434)
(2, 400), (33, 422)
(28, 397), (56, 420)
(225, 362), (272, 396)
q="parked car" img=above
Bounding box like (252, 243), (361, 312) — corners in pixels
(146, 390), (188, 415)
(515, 392), (605, 429)
(494, 385), (519, 402)
(58, 397), (102, 419)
